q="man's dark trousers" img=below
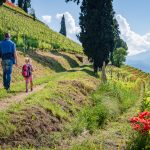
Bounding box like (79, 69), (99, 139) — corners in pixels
(1, 59), (13, 90)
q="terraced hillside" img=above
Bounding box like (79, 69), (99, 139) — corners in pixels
(0, 3), (83, 53)
(0, 50), (81, 98)
(0, 48), (149, 149)
(0, 3), (150, 149)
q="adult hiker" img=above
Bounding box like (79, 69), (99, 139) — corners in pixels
(0, 33), (18, 91)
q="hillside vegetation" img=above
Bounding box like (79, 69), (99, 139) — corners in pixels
(0, 4), (83, 53)
(0, 2), (150, 150)
(0, 48), (149, 149)
(0, 50), (81, 98)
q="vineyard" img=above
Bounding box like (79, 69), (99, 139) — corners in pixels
(0, 4), (83, 53)
(0, 2), (150, 149)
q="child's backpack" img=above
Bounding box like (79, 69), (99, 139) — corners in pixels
(22, 64), (32, 78)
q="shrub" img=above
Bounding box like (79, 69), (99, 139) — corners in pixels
(127, 132), (150, 150)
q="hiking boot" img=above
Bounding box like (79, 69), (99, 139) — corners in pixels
(6, 88), (10, 93)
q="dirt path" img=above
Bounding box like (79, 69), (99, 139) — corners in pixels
(0, 84), (46, 111)
(0, 67), (82, 112)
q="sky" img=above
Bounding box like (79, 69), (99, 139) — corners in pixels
(31, 0), (150, 56)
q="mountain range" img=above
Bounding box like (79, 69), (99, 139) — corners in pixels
(126, 51), (150, 73)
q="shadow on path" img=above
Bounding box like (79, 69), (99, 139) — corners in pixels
(51, 51), (80, 68)
(81, 68), (99, 78)
(67, 68), (99, 78)
(27, 51), (66, 72)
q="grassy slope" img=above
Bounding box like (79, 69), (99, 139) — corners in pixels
(0, 4), (83, 53)
(0, 48), (149, 149)
(0, 65), (98, 148)
(0, 3), (149, 150)
(0, 50), (81, 99)
(65, 67), (150, 150)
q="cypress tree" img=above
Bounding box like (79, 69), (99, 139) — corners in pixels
(23, 0), (28, 13)
(18, 0), (23, 8)
(59, 15), (67, 37)
(78, 0), (115, 73)
(11, 0), (15, 3)
(110, 17), (120, 65)
(18, 0), (31, 13)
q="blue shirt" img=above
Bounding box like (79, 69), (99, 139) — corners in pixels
(0, 39), (16, 64)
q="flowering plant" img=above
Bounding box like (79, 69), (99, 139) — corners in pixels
(130, 111), (150, 134)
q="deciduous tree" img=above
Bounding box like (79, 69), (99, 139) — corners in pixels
(113, 47), (127, 67)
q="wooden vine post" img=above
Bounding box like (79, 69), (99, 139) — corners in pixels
(101, 61), (107, 83)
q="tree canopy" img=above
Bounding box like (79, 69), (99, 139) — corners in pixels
(113, 47), (127, 67)
(78, 0), (115, 72)
(18, 0), (31, 13)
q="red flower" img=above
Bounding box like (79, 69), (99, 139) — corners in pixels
(130, 111), (150, 134)
(130, 117), (139, 123)
(138, 111), (150, 119)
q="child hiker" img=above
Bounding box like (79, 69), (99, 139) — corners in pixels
(22, 57), (33, 93)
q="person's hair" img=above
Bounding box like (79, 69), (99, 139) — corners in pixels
(4, 33), (11, 39)
(25, 57), (31, 63)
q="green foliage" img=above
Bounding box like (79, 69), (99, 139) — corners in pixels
(72, 104), (108, 135)
(60, 14), (67, 37)
(113, 47), (128, 67)
(115, 38), (128, 51)
(23, 0), (28, 13)
(78, 0), (115, 72)
(71, 140), (99, 150)
(11, 0), (15, 3)
(127, 132), (150, 150)
(111, 18), (128, 65)
(18, 0), (31, 13)
(0, 112), (16, 138)
(18, 0), (23, 8)
(0, 6), (83, 53)
(71, 78), (139, 136)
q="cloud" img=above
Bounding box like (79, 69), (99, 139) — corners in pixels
(116, 14), (150, 56)
(42, 15), (52, 24)
(56, 12), (81, 35)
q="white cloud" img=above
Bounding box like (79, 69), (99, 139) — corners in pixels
(42, 15), (52, 24)
(56, 12), (81, 35)
(116, 14), (150, 56)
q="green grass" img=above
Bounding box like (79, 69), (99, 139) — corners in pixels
(0, 67), (98, 143)
(0, 112), (16, 138)
(0, 75), (51, 100)
(0, 6), (83, 53)
(0, 50), (81, 100)
(69, 79), (139, 136)
(71, 140), (100, 150)
(0, 59), (147, 149)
